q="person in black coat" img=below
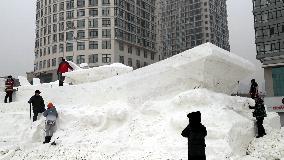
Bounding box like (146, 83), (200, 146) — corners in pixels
(28, 90), (46, 121)
(182, 111), (207, 160)
(249, 79), (258, 99)
(249, 96), (267, 138)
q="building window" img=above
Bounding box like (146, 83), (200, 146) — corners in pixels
(77, 42), (85, 50)
(66, 56), (73, 62)
(89, 8), (98, 17)
(102, 29), (111, 38)
(89, 54), (98, 63)
(102, 54), (111, 63)
(52, 58), (56, 66)
(128, 58), (132, 66)
(136, 60), (140, 68)
(66, 11), (74, 19)
(39, 61), (42, 70)
(66, 0), (74, 10)
(77, 9), (85, 18)
(89, 41), (98, 49)
(66, 31), (74, 41)
(66, 21), (74, 30)
(102, 0), (110, 5)
(66, 42), (73, 52)
(77, 0), (85, 8)
(77, 55), (85, 64)
(77, 19), (85, 29)
(89, 29), (98, 38)
(151, 52), (155, 60)
(47, 59), (50, 68)
(102, 8), (110, 16)
(136, 48), (140, 56)
(52, 45), (57, 53)
(102, 40), (111, 49)
(102, 18), (111, 27)
(128, 46), (132, 54)
(144, 50), (148, 58)
(119, 42), (124, 51)
(43, 60), (46, 68)
(119, 56), (124, 64)
(144, 62), (148, 66)
(89, 0), (98, 6)
(59, 43), (64, 52)
(88, 19), (98, 28)
(77, 30), (85, 39)
(272, 67), (284, 96)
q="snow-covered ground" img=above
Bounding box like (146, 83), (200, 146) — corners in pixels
(0, 43), (282, 160)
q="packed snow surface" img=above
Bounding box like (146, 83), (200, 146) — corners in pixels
(63, 63), (133, 85)
(0, 43), (281, 160)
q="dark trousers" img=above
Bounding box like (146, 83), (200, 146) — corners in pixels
(58, 73), (65, 86)
(33, 112), (39, 122)
(256, 117), (266, 136)
(189, 156), (206, 160)
(4, 91), (13, 103)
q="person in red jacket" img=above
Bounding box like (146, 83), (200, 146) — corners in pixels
(57, 59), (73, 86)
(4, 75), (15, 103)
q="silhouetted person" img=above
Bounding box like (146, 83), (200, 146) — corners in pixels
(282, 98), (284, 105)
(57, 59), (73, 86)
(249, 79), (258, 99)
(249, 97), (267, 138)
(181, 111), (207, 160)
(4, 75), (14, 103)
(28, 90), (46, 121)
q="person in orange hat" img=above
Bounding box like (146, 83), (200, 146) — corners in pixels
(43, 102), (58, 144)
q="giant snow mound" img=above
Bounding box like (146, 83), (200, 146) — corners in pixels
(0, 43), (280, 160)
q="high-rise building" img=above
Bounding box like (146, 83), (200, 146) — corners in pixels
(252, 0), (284, 96)
(32, 0), (158, 82)
(157, 0), (230, 59)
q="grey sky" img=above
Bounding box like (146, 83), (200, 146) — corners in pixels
(0, 0), (264, 85)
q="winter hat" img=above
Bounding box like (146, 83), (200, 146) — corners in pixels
(35, 90), (41, 94)
(47, 103), (54, 109)
(7, 75), (12, 78)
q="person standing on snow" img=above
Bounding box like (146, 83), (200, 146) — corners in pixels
(57, 58), (73, 86)
(28, 90), (46, 121)
(181, 111), (207, 160)
(249, 96), (267, 138)
(4, 75), (15, 103)
(43, 102), (58, 144)
(249, 79), (258, 99)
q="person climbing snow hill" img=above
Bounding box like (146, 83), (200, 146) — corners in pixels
(43, 102), (58, 144)
(57, 58), (73, 86)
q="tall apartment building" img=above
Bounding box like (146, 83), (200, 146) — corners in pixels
(32, 0), (157, 82)
(157, 0), (230, 59)
(253, 0), (284, 96)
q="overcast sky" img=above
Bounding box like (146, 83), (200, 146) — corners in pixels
(0, 0), (264, 85)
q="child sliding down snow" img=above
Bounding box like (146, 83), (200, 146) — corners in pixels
(43, 102), (58, 144)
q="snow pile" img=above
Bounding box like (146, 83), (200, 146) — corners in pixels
(18, 76), (31, 86)
(0, 43), (281, 160)
(63, 63), (133, 85)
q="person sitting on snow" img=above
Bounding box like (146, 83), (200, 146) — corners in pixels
(57, 58), (73, 86)
(43, 102), (58, 144)
(28, 90), (46, 122)
(181, 111), (207, 160)
(249, 96), (267, 138)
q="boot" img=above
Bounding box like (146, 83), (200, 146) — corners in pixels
(43, 136), (51, 144)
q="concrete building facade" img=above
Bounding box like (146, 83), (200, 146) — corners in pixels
(253, 0), (284, 96)
(157, 0), (230, 59)
(32, 0), (158, 82)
